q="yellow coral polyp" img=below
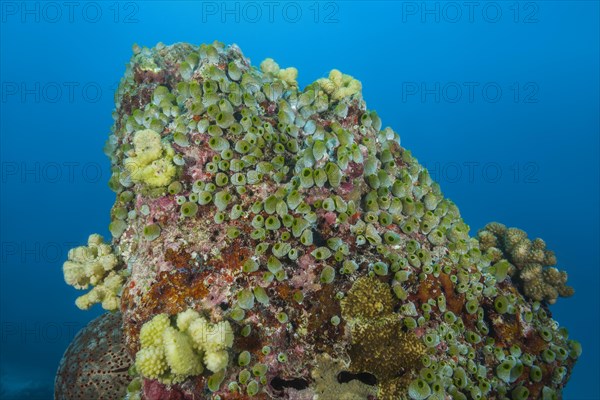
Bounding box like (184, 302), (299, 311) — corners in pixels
(278, 67), (298, 87)
(138, 156), (177, 187)
(74, 271), (123, 310)
(204, 349), (229, 373)
(188, 317), (210, 350)
(135, 346), (168, 379)
(189, 318), (234, 358)
(317, 69), (362, 101)
(131, 128), (163, 165)
(162, 327), (204, 376)
(125, 129), (176, 187)
(316, 78), (336, 95)
(204, 321), (235, 351)
(63, 234), (117, 289)
(329, 69), (343, 87)
(139, 313), (170, 348)
(259, 58), (280, 74)
(62, 234), (123, 311)
(176, 308), (201, 332)
(259, 58), (298, 87)
(135, 309), (234, 383)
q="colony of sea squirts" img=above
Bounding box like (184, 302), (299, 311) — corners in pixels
(56, 41), (580, 400)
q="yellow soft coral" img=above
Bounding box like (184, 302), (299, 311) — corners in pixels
(259, 58), (298, 87)
(63, 234), (117, 289)
(205, 321), (235, 351)
(189, 318), (234, 351)
(138, 155), (176, 187)
(135, 346), (168, 379)
(125, 129), (176, 187)
(317, 69), (362, 101)
(278, 67), (298, 87)
(131, 128), (163, 165)
(162, 327), (204, 376)
(188, 317), (234, 372)
(140, 313), (171, 348)
(204, 350), (229, 373)
(188, 317), (210, 350)
(260, 58), (280, 75)
(62, 234), (123, 311)
(74, 271), (123, 311)
(176, 308), (201, 332)
(135, 309), (234, 384)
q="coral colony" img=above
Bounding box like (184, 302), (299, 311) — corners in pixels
(55, 42), (580, 400)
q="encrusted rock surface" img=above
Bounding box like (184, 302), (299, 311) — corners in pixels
(57, 41), (580, 400)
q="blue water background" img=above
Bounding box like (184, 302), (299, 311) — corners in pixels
(1, 1), (598, 399)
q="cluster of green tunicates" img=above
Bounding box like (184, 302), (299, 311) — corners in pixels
(224, 350), (270, 396)
(100, 41), (580, 399)
(108, 186), (137, 238)
(369, 165), (580, 400)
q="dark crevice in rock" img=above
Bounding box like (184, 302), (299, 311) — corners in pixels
(270, 377), (310, 391)
(337, 371), (377, 386)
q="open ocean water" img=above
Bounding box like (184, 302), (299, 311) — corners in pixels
(1, 1), (598, 399)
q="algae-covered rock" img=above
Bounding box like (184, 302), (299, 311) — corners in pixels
(57, 41), (579, 400)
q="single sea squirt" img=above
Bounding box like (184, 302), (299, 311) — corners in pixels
(55, 41), (580, 400)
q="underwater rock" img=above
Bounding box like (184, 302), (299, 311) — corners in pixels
(57, 41), (580, 399)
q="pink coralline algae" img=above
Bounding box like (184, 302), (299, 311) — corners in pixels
(56, 41), (580, 400)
